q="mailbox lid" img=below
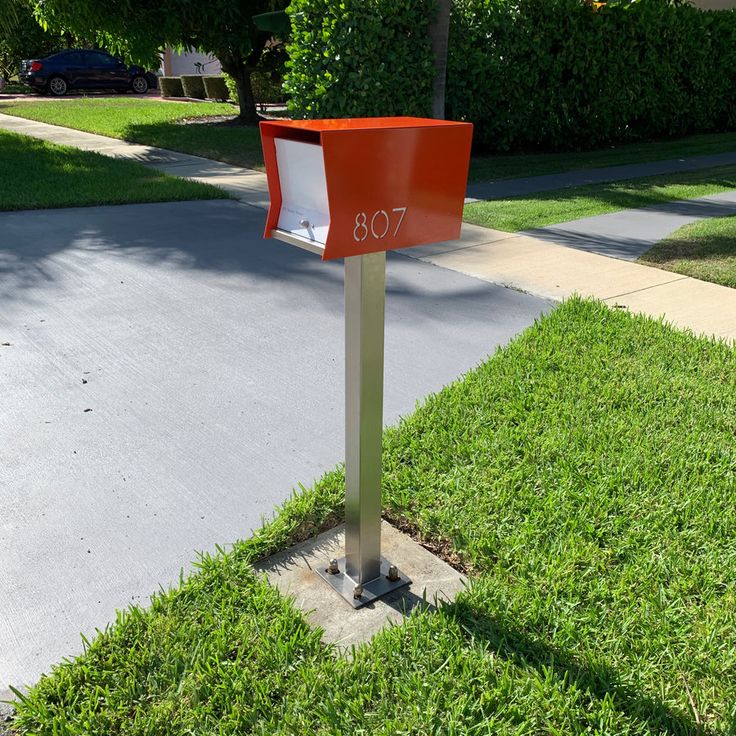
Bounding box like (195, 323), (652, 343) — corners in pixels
(262, 116), (467, 133)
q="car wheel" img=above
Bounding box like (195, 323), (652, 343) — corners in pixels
(47, 76), (68, 96)
(131, 75), (148, 94)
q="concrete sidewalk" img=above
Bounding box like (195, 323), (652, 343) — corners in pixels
(524, 190), (736, 260)
(405, 224), (736, 342)
(0, 112), (270, 209)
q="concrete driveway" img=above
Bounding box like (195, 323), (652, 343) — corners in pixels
(0, 199), (551, 695)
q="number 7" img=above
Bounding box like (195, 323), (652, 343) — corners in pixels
(392, 207), (407, 236)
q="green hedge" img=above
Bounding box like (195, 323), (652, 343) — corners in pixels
(224, 72), (286, 106)
(285, 0), (435, 118)
(203, 75), (229, 101)
(180, 75), (206, 100)
(284, 0), (736, 152)
(447, 0), (736, 151)
(251, 72), (286, 104)
(159, 76), (184, 98)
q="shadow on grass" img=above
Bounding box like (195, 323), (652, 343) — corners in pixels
(518, 167), (736, 213)
(639, 230), (736, 289)
(642, 232), (736, 265)
(447, 599), (710, 736)
(120, 120), (264, 170)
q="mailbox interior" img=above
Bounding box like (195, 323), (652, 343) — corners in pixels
(274, 138), (330, 245)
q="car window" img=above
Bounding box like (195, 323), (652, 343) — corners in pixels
(60, 52), (84, 65)
(85, 52), (119, 68)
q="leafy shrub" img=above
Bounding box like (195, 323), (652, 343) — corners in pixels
(159, 76), (184, 98)
(180, 74), (206, 99)
(203, 75), (229, 101)
(0, 2), (67, 82)
(224, 73), (236, 102)
(251, 72), (285, 104)
(223, 72), (286, 107)
(285, 0), (736, 151)
(447, 0), (736, 152)
(285, 0), (435, 118)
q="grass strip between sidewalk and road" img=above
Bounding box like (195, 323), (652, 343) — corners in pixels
(9, 299), (736, 735)
(3, 99), (736, 184)
(464, 164), (736, 232)
(639, 214), (736, 290)
(0, 129), (227, 211)
(0, 98), (265, 171)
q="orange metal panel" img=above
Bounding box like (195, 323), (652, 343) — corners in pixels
(260, 117), (473, 260)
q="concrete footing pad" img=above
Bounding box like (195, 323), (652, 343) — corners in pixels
(254, 521), (467, 650)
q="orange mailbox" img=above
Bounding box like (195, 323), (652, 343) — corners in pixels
(260, 117), (473, 609)
(260, 117), (473, 260)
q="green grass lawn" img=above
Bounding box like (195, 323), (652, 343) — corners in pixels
(639, 215), (736, 289)
(0, 98), (265, 171)
(3, 99), (736, 185)
(464, 164), (736, 232)
(469, 132), (736, 183)
(10, 300), (736, 735)
(0, 129), (227, 211)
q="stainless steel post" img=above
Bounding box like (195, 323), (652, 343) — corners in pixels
(314, 251), (410, 607)
(344, 252), (385, 584)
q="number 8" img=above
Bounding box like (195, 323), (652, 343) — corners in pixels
(353, 212), (368, 242)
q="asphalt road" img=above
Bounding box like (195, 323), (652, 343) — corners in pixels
(0, 199), (551, 695)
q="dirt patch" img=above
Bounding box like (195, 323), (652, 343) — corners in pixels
(0, 703), (16, 736)
(176, 114), (241, 127)
(383, 513), (472, 575)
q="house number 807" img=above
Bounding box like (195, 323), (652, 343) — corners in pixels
(353, 207), (407, 242)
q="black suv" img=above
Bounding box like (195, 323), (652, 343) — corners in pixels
(20, 49), (157, 96)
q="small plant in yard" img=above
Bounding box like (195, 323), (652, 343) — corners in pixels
(159, 76), (184, 98)
(203, 75), (229, 102)
(180, 75), (206, 100)
(9, 300), (736, 735)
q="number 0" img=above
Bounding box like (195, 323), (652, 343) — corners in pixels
(370, 210), (390, 239)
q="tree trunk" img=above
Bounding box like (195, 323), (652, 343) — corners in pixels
(428, 0), (451, 119)
(233, 69), (260, 124)
(219, 54), (260, 124)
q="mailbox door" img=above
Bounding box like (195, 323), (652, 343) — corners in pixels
(320, 123), (472, 260)
(274, 138), (330, 245)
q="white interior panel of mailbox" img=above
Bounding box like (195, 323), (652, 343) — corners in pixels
(275, 138), (330, 244)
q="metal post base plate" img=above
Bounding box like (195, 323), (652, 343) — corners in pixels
(315, 556), (411, 609)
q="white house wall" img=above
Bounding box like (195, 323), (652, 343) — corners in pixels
(162, 49), (221, 77)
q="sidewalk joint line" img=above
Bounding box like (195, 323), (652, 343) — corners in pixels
(605, 276), (691, 301)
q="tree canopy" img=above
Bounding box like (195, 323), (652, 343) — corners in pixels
(32, 0), (288, 121)
(0, 1), (69, 82)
